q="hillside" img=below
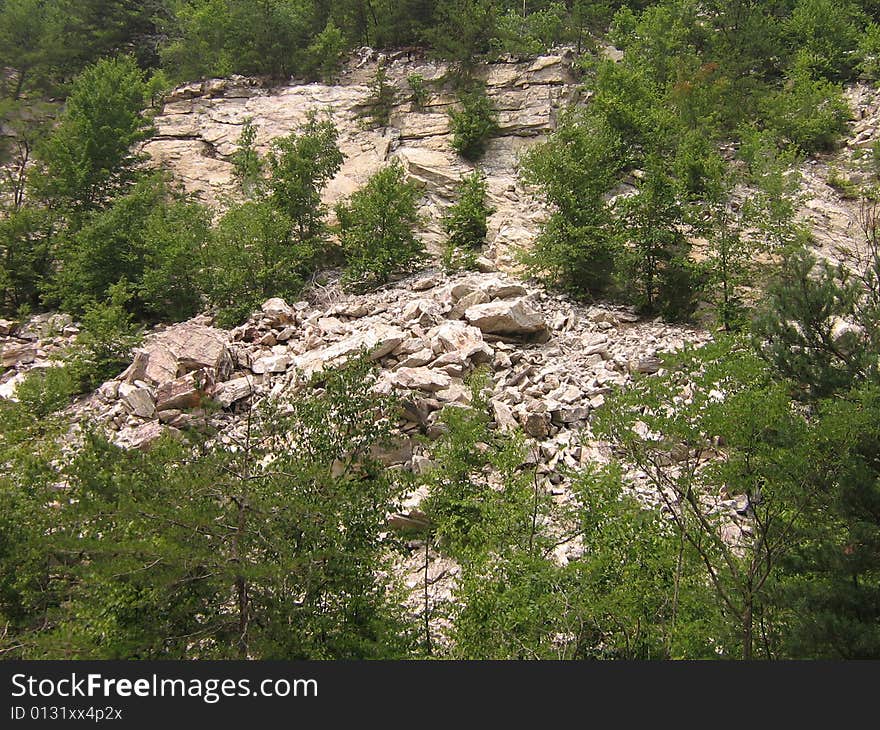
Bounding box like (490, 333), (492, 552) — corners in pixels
(2, 1), (880, 662)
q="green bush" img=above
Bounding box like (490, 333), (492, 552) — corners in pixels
(64, 283), (143, 392)
(859, 22), (880, 79)
(337, 161), (425, 289)
(449, 85), (498, 161)
(10, 366), (78, 419)
(407, 74), (429, 109)
(365, 64), (396, 128)
(490, 3), (567, 58)
(267, 115), (344, 252)
(0, 207), (55, 314)
(33, 55), (152, 212)
(785, 0), (865, 81)
(231, 118), (264, 196)
(48, 175), (210, 321)
(764, 69), (851, 152)
(301, 20), (346, 82)
(519, 109), (623, 298)
(203, 201), (300, 327)
(442, 171), (493, 271)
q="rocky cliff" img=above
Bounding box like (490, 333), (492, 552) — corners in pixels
(144, 49), (579, 269)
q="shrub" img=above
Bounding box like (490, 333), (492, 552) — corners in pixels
(490, 3), (567, 58)
(336, 161), (425, 289)
(859, 22), (880, 79)
(785, 0), (864, 81)
(301, 20), (346, 82)
(764, 69), (851, 153)
(10, 366), (78, 419)
(0, 206), (55, 314)
(203, 201), (300, 328)
(267, 115), (344, 251)
(519, 109), (623, 298)
(48, 175), (209, 321)
(365, 64), (396, 128)
(442, 171), (494, 271)
(449, 85), (498, 161)
(407, 74), (429, 109)
(64, 283), (143, 392)
(231, 118), (264, 196)
(33, 55), (152, 212)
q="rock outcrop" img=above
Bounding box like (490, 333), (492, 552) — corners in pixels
(144, 50), (578, 270)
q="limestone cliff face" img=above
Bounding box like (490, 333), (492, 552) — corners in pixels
(144, 49), (580, 269)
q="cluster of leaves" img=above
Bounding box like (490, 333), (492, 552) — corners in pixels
(0, 357), (415, 659)
(449, 83), (499, 161)
(336, 160), (426, 290)
(441, 171), (494, 271)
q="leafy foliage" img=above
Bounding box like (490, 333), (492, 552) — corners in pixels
(449, 84), (499, 161)
(32, 55), (153, 213)
(442, 171), (494, 271)
(47, 175), (210, 321)
(203, 201), (299, 327)
(336, 161), (425, 289)
(3, 358), (414, 659)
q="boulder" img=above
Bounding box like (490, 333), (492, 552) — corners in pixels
(395, 348), (435, 369)
(481, 277), (527, 300)
(212, 376), (253, 407)
(261, 297), (296, 326)
(429, 322), (493, 363)
(125, 421), (181, 451)
(464, 299), (547, 336)
(251, 353), (290, 374)
(386, 367), (452, 392)
(128, 322), (232, 385)
(631, 357), (662, 375)
(830, 316), (865, 355)
(293, 325), (405, 377)
(1, 342), (37, 368)
(156, 370), (211, 411)
(523, 411), (552, 439)
(449, 289), (490, 319)
(0, 372), (27, 400)
(121, 387), (156, 419)
(402, 299), (443, 327)
(492, 400), (518, 432)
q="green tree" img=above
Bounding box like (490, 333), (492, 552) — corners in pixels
(520, 108), (623, 297)
(230, 118), (264, 196)
(763, 68), (851, 153)
(203, 201), (299, 327)
(364, 63), (396, 128)
(0, 207), (56, 314)
(785, 0), (866, 80)
(0, 0), (54, 98)
(596, 339), (828, 659)
(774, 385), (880, 658)
(753, 249), (875, 399)
(48, 175), (209, 320)
(425, 0), (498, 66)
(33, 55), (153, 213)
(23, 358), (413, 659)
(62, 282), (143, 392)
(300, 19), (346, 81)
(336, 160), (425, 288)
(267, 115), (344, 260)
(614, 155), (697, 318)
(449, 84), (499, 161)
(442, 170), (494, 271)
